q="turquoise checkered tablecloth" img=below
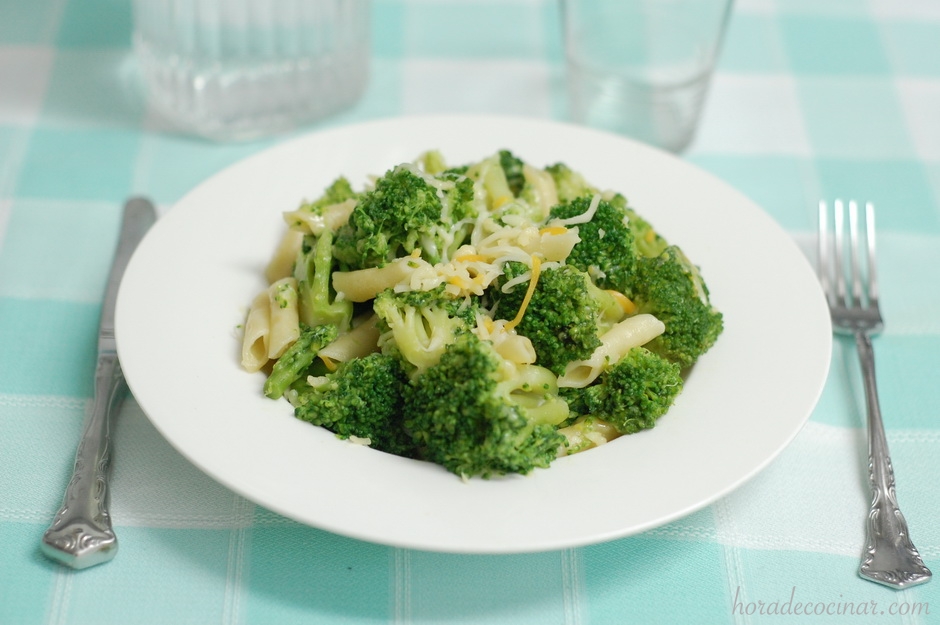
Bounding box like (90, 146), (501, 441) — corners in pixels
(2, 0), (939, 623)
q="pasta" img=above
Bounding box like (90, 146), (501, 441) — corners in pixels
(241, 292), (271, 372)
(266, 277), (301, 359)
(239, 277), (302, 369)
(283, 198), (357, 236)
(332, 259), (415, 303)
(317, 315), (381, 363)
(264, 229), (304, 284)
(558, 314), (666, 388)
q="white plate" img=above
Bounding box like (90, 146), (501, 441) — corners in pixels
(116, 114), (831, 553)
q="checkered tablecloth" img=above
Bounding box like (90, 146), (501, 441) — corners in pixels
(2, 0), (939, 623)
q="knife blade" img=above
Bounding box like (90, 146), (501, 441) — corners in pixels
(41, 197), (157, 569)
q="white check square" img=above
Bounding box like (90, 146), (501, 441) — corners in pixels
(0, 46), (54, 125)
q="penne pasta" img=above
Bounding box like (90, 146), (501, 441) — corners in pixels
(492, 333), (536, 365)
(522, 163), (558, 221)
(267, 277), (301, 359)
(332, 258), (414, 302)
(264, 229), (304, 284)
(558, 418), (621, 454)
(241, 292), (271, 372)
(282, 198), (358, 236)
(318, 315), (382, 362)
(558, 313), (666, 388)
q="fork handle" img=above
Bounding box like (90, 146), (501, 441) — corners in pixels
(855, 331), (931, 588)
(40, 353), (123, 569)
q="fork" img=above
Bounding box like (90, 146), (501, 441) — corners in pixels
(817, 200), (931, 589)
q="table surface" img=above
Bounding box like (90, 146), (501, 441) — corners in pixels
(2, 0), (940, 623)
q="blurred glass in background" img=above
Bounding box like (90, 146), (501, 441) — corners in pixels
(562, 0), (733, 153)
(133, 0), (371, 141)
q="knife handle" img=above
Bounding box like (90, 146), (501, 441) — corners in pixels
(41, 353), (125, 569)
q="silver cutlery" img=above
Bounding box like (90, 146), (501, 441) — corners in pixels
(817, 200), (931, 589)
(41, 197), (157, 569)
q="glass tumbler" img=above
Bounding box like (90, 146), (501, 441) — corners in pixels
(562, 0), (733, 153)
(133, 0), (371, 141)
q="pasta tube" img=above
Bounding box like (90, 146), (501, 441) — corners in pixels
(318, 314), (382, 363)
(558, 313), (665, 388)
(332, 259), (414, 302)
(241, 292), (271, 372)
(266, 277), (301, 359)
(264, 229), (304, 284)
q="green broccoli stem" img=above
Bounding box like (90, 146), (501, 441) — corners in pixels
(263, 324), (339, 399)
(585, 280), (625, 328)
(297, 230), (353, 331)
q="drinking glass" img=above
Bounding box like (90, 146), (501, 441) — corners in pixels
(133, 0), (371, 141)
(562, 0), (733, 152)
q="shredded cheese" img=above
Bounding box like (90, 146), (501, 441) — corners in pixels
(504, 255), (541, 331)
(454, 253), (487, 263)
(306, 375), (329, 388)
(319, 355), (338, 372)
(553, 193), (602, 227)
(448, 276), (469, 289)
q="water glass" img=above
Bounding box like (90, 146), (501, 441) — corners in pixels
(561, 0), (733, 153)
(133, 0), (371, 141)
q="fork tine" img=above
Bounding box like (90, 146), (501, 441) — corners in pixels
(849, 200), (864, 307)
(817, 201), (830, 299)
(865, 202), (879, 307)
(833, 200), (848, 308)
(818, 200), (881, 312)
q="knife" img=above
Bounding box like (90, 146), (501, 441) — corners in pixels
(41, 197), (157, 569)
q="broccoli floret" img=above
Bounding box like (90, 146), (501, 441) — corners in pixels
(405, 333), (569, 478)
(333, 166), (447, 269)
(297, 176), (358, 213)
(490, 262), (602, 376)
(499, 149), (526, 197)
(294, 230), (353, 332)
(373, 285), (477, 374)
(545, 162), (598, 204)
(444, 164), (470, 176)
(629, 209), (670, 259)
(263, 324), (339, 399)
(561, 346), (683, 436)
(549, 195), (637, 295)
(631, 246), (723, 367)
(438, 170), (479, 224)
(608, 193), (669, 258)
(332, 164), (480, 269)
(290, 353), (415, 456)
